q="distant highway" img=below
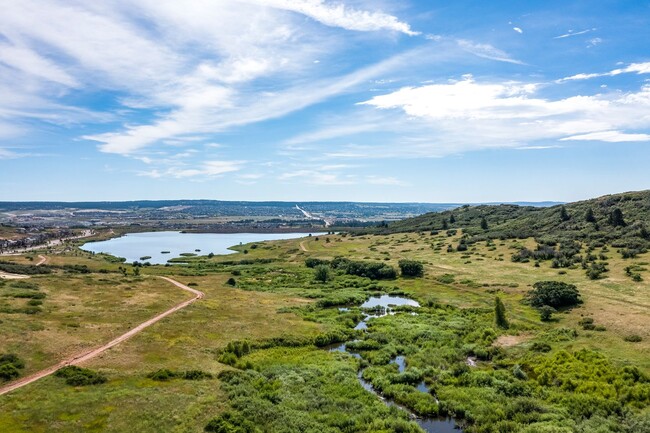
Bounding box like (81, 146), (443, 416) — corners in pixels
(295, 205), (332, 227)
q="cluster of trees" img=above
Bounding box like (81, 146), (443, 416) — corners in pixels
(305, 257), (397, 280)
(307, 257), (424, 281)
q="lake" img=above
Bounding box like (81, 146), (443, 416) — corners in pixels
(80, 231), (323, 264)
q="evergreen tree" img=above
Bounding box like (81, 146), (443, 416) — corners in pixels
(495, 296), (509, 329)
(609, 208), (626, 227)
(449, 214), (456, 224)
(480, 216), (489, 230)
(560, 206), (570, 222)
(585, 207), (596, 223)
(442, 219), (449, 230)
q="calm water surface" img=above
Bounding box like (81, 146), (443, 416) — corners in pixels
(81, 231), (322, 264)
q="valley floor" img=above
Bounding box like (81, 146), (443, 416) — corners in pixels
(0, 230), (648, 432)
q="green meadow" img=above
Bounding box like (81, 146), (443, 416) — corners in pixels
(0, 227), (649, 432)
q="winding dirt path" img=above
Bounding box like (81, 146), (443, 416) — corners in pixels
(299, 241), (308, 252)
(0, 276), (204, 396)
(36, 255), (47, 266)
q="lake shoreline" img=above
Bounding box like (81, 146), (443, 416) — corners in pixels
(80, 231), (325, 265)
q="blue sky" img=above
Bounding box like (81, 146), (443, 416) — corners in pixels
(1, 0), (649, 202)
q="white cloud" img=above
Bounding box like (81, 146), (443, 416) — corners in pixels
(513, 27), (523, 34)
(86, 47), (417, 155)
(457, 40), (525, 65)
(245, 0), (418, 35)
(554, 28), (595, 39)
(279, 169), (355, 185)
(560, 62), (650, 82)
(1, 0), (416, 158)
(0, 42), (79, 87)
(587, 38), (602, 48)
(560, 131), (650, 142)
(366, 175), (408, 186)
(294, 77), (650, 157)
(0, 147), (19, 159)
(138, 160), (244, 179)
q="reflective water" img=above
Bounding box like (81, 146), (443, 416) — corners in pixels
(330, 295), (463, 432)
(81, 231), (323, 264)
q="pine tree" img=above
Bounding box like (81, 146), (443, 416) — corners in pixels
(495, 296), (509, 329)
(480, 216), (489, 230)
(585, 207), (596, 223)
(560, 206), (570, 222)
(449, 214), (456, 224)
(609, 208), (626, 227)
(442, 219), (449, 230)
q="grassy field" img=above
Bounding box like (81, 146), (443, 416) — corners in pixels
(0, 230), (648, 432)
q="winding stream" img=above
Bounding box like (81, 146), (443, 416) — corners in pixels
(331, 295), (462, 432)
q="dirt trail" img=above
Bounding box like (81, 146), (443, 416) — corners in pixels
(0, 272), (29, 280)
(0, 276), (204, 396)
(299, 241), (308, 252)
(36, 255), (47, 266)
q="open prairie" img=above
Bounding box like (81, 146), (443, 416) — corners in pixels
(0, 227), (648, 432)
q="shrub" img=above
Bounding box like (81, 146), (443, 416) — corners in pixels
(539, 305), (556, 322)
(398, 259), (424, 277)
(527, 281), (581, 309)
(436, 274), (455, 284)
(530, 342), (552, 353)
(55, 366), (107, 386)
(205, 411), (256, 433)
(314, 265), (331, 283)
(147, 369), (178, 381)
(0, 353), (25, 370)
(624, 335), (642, 343)
(182, 370), (213, 380)
(305, 258), (329, 268)
(226, 277), (236, 286)
(0, 364), (20, 381)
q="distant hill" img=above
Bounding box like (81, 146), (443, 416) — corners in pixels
(374, 190), (650, 251)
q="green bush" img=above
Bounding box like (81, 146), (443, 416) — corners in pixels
(527, 281), (581, 309)
(0, 353), (25, 369)
(398, 259), (424, 277)
(313, 265), (331, 283)
(55, 366), (107, 386)
(147, 369), (178, 381)
(539, 305), (556, 322)
(0, 353), (25, 381)
(183, 370), (213, 380)
(0, 363), (20, 381)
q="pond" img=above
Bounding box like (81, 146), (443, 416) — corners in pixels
(330, 294), (463, 432)
(80, 231), (323, 264)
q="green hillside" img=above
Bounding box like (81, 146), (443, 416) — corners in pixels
(377, 190), (650, 252)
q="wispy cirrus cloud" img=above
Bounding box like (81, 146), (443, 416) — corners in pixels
(138, 160), (244, 179)
(457, 40), (525, 65)
(559, 62), (650, 82)
(0, 0), (417, 165)
(244, 0), (419, 35)
(561, 131), (650, 143)
(554, 28), (596, 39)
